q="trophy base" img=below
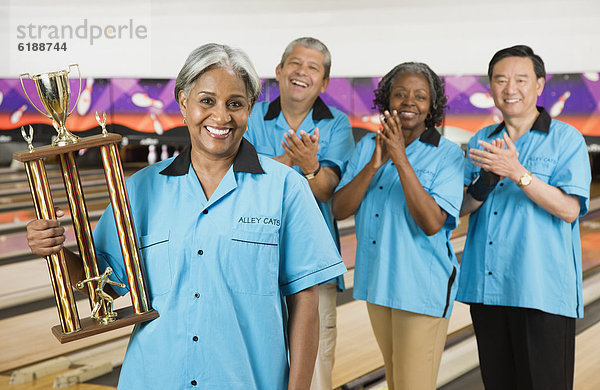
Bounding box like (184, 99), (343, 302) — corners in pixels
(51, 307), (159, 344)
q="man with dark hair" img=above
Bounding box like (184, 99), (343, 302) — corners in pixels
(245, 37), (354, 390)
(458, 44), (591, 389)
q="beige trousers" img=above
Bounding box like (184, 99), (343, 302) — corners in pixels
(309, 282), (338, 390)
(366, 302), (449, 390)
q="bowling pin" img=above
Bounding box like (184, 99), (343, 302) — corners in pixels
(150, 113), (164, 135)
(172, 149), (180, 158)
(361, 114), (381, 124)
(160, 145), (169, 161)
(77, 78), (94, 116)
(147, 145), (157, 165)
(0, 90), (3, 107)
(583, 72), (599, 82)
(469, 92), (495, 109)
(10, 105), (27, 124)
(132, 93), (152, 107)
(150, 96), (164, 109)
(550, 91), (571, 117)
(132, 93), (164, 109)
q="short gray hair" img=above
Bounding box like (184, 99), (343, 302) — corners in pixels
(279, 37), (331, 79)
(174, 43), (261, 105)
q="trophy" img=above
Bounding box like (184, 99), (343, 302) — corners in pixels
(14, 65), (158, 343)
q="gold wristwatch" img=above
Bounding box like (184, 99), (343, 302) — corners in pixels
(517, 171), (533, 188)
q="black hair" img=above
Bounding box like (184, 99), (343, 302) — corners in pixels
(487, 45), (546, 80)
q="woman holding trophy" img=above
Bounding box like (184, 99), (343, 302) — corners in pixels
(26, 43), (346, 389)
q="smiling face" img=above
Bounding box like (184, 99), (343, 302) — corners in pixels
(178, 67), (251, 161)
(388, 72), (431, 134)
(276, 45), (329, 107)
(490, 56), (545, 121)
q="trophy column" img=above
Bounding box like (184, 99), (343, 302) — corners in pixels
(58, 151), (107, 316)
(100, 143), (151, 314)
(24, 158), (81, 334)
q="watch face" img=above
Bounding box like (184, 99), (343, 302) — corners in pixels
(520, 173), (532, 187)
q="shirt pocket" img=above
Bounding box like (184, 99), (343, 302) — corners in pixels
(139, 231), (172, 297)
(527, 157), (556, 183)
(389, 169), (434, 215)
(227, 228), (279, 296)
(414, 168), (435, 191)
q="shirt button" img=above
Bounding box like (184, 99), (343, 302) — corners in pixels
(191, 380), (197, 386)
(194, 293), (200, 298)
(203, 209), (208, 214)
(499, 183), (504, 187)
(488, 271), (492, 275)
(489, 241), (493, 245)
(193, 336), (198, 342)
(494, 211), (498, 215)
(372, 240), (376, 244)
(379, 186), (383, 190)
(375, 214), (379, 217)
(198, 249), (203, 255)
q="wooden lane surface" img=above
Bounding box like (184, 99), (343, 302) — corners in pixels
(0, 297), (133, 373)
(331, 272), (472, 389)
(0, 376), (115, 390)
(574, 320), (600, 390)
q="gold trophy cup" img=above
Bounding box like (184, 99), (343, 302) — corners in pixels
(14, 66), (158, 343)
(19, 65), (82, 146)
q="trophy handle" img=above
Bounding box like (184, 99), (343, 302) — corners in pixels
(67, 64), (83, 116)
(19, 72), (52, 119)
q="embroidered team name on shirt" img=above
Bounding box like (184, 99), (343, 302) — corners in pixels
(238, 216), (281, 226)
(414, 168), (435, 187)
(414, 168), (435, 178)
(526, 156), (557, 167)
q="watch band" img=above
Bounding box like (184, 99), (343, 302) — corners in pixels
(304, 163), (321, 180)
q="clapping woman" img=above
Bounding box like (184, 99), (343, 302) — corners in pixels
(332, 62), (464, 390)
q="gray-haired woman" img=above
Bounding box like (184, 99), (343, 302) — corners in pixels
(333, 62), (464, 390)
(26, 43), (346, 390)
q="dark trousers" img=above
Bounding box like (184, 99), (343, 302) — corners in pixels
(470, 304), (575, 390)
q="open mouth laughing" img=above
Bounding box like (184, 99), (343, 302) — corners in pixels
(291, 79), (308, 88)
(205, 125), (232, 137)
(398, 111), (418, 119)
(504, 98), (521, 104)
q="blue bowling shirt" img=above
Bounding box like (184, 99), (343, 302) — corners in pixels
(337, 128), (464, 318)
(93, 139), (347, 389)
(457, 107), (591, 318)
(246, 96), (355, 288)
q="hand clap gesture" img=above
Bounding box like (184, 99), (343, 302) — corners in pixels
(469, 133), (522, 181)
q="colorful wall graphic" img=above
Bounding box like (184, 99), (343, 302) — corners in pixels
(1, 72), (599, 148)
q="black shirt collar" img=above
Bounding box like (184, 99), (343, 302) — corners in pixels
(489, 106), (551, 137)
(159, 138), (265, 176)
(419, 126), (441, 147)
(263, 96), (334, 121)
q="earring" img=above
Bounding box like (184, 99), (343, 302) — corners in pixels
(183, 118), (187, 125)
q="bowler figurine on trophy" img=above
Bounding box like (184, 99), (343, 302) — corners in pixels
(14, 65), (158, 343)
